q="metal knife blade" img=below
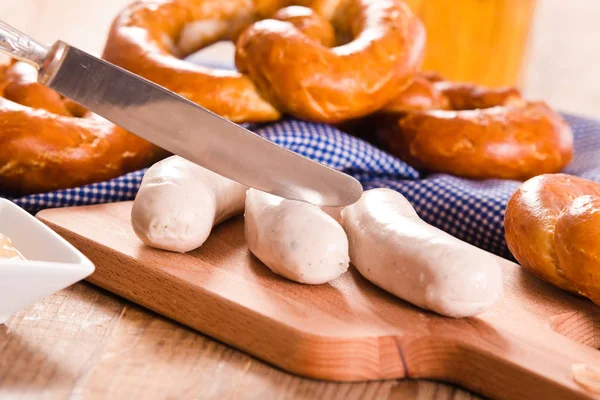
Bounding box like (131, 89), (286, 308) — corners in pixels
(0, 22), (363, 207)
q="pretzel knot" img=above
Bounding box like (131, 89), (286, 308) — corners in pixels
(236, 0), (426, 123)
(103, 0), (426, 123)
(370, 73), (574, 180)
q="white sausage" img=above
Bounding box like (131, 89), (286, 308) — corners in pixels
(245, 189), (349, 284)
(342, 188), (503, 317)
(131, 156), (247, 253)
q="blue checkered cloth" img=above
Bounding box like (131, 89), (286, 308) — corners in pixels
(8, 112), (600, 259)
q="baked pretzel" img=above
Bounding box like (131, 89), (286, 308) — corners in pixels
(371, 73), (574, 180)
(103, 0), (425, 124)
(103, 0), (281, 123)
(505, 174), (600, 304)
(0, 59), (165, 196)
(236, 0), (425, 123)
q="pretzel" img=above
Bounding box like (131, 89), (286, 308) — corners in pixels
(0, 60), (165, 196)
(103, 0), (425, 124)
(371, 73), (574, 180)
(236, 0), (426, 123)
(505, 174), (600, 304)
(103, 0), (281, 123)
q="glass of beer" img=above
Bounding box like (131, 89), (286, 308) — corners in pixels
(404, 0), (537, 88)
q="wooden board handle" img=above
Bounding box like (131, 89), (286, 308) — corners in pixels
(397, 321), (600, 400)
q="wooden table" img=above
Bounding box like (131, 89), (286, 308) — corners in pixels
(1, 282), (479, 399)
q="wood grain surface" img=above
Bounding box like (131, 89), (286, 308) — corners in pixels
(1, 283), (481, 400)
(31, 201), (600, 400)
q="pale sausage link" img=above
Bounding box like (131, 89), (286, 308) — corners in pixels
(131, 156), (247, 253)
(342, 188), (503, 318)
(245, 188), (349, 284)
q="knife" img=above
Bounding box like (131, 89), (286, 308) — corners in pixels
(0, 21), (363, 207)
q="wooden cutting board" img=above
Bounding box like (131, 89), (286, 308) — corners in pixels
(37, 202), (600, 400)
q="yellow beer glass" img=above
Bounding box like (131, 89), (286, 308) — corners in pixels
(404, 0), (537, 88)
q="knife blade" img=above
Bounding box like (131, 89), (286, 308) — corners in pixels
(0, 21), (363, 207)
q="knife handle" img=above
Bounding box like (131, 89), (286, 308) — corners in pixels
(0, 20), (49, 69)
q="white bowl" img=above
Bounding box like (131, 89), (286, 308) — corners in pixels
(0, 199), (94, 323)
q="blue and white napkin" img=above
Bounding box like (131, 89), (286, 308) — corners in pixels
(9, 112), (600, 260)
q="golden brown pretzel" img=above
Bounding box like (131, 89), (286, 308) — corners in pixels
(371, 74), (573, 180)
(0, 60), (165, 196)
(235, 0), (426, 123)
(103, 0), (281, 123)
(505, 174), (600, 304)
